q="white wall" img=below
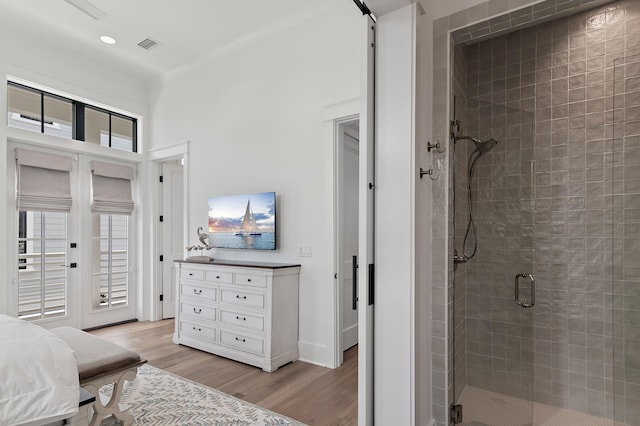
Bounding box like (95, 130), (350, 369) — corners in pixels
(430, 0), (487, 20)
(0, 18), (149, 317)
(149, 2), (361, 366)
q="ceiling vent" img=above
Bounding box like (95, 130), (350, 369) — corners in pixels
(137, 38), (158, 51)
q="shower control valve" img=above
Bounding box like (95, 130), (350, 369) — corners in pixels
(426, 140), (440, 152)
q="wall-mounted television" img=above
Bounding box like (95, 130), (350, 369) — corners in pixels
(207, 191), (276, 250)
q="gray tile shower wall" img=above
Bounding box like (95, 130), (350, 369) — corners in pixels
(451, 0), (640, 421)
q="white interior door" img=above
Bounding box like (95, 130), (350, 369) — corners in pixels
(341, 123), (359, 351)
(358, 15), (375, 426)
(161, 161), (184, 319)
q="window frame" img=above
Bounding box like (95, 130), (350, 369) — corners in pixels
(7, 81), (138, 153)
(16, 210), (69, 321)
(91, 213), (130, 310)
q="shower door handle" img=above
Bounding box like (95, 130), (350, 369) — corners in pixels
(514, 273), (535, 308)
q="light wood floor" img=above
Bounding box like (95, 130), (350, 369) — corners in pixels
(89, 319), (357, 425)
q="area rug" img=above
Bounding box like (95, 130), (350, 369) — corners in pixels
(100, 364), (305, 425)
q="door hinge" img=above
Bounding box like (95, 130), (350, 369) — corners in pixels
(159, 215), (164, 222)
(159, 294), (164, 301)
(70, 262), (77, 269)
(450, 404), (463, 424)
(159, 255), (164, 262)
(70, 243), (77, 248)
(368, 263), (374, 305)
(451, 120), (461, 138)
(159, 175), (163, 183)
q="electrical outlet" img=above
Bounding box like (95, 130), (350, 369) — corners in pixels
(298, 245), (312, 257)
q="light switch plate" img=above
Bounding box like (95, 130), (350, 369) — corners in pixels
(298, 245), (312, 257)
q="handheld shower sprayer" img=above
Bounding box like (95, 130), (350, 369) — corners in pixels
(453, 135), (499, 265)
(454, 136), (499, 156)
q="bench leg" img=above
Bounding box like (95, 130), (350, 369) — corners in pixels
(84, 369), (136, 426)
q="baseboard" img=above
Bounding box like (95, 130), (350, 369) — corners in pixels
(342, 324), (358, 350)
(298, 340), (328, 368)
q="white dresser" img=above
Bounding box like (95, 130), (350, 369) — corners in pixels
(173, 260), (301, 372)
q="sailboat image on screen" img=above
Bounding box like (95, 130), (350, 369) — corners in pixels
(235, 199), (262, 236)
(208, 191), (276, 250)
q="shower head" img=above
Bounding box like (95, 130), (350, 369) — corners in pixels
(454, 135), (498, 155)
(475, 138), (498, 155)
(454, 135), (482, 145)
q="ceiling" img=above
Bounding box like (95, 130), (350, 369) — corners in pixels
(0, 0), (377, 78)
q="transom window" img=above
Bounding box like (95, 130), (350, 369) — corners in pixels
(7, 81), (137, 153)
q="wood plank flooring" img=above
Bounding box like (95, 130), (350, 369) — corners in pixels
(89, 319), (357, 425)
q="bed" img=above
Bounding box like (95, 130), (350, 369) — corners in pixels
(0, 314), (79, 425)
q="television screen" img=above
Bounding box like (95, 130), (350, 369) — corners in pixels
(207, 191), (276, 250)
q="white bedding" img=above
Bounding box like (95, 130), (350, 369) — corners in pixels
(0, 314), (79, 425)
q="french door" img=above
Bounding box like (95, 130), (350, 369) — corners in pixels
(12, 145), (137, 329)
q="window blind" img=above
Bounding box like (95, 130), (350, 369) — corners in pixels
(15, 148), (73, 212)
(91, 161), (134, 214)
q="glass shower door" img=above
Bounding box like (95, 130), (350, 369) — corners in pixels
(452, 96), (535, 426)
(612, 53), (640, 426)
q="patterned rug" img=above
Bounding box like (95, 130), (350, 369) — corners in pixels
(100, 364), (305, 425)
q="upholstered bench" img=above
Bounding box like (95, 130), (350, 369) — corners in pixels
(50, 327), (146, 426)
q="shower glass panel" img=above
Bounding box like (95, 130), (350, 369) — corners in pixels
(613, 53), (640, 426)
(452, 96), (535, 426)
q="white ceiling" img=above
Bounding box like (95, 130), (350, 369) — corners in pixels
(0, 0), (370, 78)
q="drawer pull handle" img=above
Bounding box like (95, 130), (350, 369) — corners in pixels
(247, 278), (252, 282)
(236, 295), (247, 300)
(235, 337), (246, 343)
(192, 326), (202, 332)
(193, 308), (202, 314)
(216, 275), (221, 279)
(189, 273), (193, 276)
(236, 316), (247, 321)
(194, 289), (203, 295)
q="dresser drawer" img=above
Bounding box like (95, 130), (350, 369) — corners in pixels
(181, 301), (216, 321)
(181, 268), (204, 281)
(181, 283), (217, 301)
(220, 288), (265, 309)
(220, 330), (264, 355)
(180, 320), (215, 342)
(235, 273), (267, 288)
(205, 270), (233, 284)
(219, 309), (265, 333)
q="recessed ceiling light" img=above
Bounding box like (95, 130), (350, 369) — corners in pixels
(100, 35), (116, 45)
